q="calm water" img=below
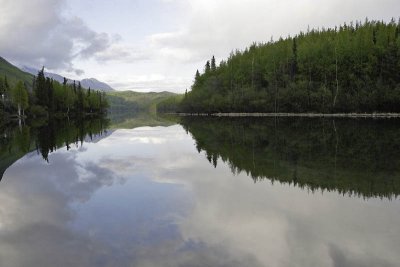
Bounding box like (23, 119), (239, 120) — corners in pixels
(0, 115), (399, 267)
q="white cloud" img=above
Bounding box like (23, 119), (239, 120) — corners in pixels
(149, 0), (400, 64)
(100, 74), (191, 92)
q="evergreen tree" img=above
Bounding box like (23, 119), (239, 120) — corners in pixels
(205, 61), (211, 73)
(35, 67), (48, 107)
(77, 82), (84, 112)
(291, 38), (298, 80)
(211, 56), (217, 72)
(63, 78), (74, 114)
(46, 77), (54, 111)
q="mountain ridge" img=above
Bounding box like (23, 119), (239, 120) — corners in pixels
(21, 65), (115, 92)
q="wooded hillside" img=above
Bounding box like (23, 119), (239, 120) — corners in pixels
(180, 19), (400, 113)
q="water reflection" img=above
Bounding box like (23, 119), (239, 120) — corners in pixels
(181, 117), (400, 199)
(0, 116), (399, 267)
(0, 117), (109, 179)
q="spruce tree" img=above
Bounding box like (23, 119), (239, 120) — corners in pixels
(77, 82), (84, 112)
(291, 38), (298, 80)
(205, 61), (211, 73)
(35, 67), (48, 107)
(211, 56), (217, 72)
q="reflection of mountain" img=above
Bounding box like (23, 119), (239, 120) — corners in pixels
(108, 112), (179, 129)
(181, 117), (400, 199)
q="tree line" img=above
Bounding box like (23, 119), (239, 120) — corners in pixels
(1, 68), (109, 120)
(176, 19), (400, 114)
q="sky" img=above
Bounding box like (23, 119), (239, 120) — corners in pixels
(1, 0), (400, 93)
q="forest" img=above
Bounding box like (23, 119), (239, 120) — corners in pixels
(176, 19), (400, 114)
(0, 68), (109, 120)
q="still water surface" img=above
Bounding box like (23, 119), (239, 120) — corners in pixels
(0, 115), (399, 267)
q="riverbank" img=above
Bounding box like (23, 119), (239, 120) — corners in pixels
(174, 113), (400, 118)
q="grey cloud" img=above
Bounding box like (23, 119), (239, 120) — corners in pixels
(94, 45), (152, 63)
(74, 68), (85, 76)
(329, 244), (396, 267)
(0, 0), (133, 73)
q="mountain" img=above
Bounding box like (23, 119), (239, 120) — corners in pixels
(21, 66), (115, 92)
(0, 57), (34, 87)
(80, 78), (114, 92)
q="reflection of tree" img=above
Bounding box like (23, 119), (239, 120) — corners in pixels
(181, 117), (400, 199)
(0, 116), (110, 178)
(0, 126), (34, 180)
(15, 126), (31, 153)
(35, 117), (109, 162)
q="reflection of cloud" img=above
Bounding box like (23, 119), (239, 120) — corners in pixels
(1, 125), (399, 267)
(0, 150), (122, 266)
(163, 162), (400, 267)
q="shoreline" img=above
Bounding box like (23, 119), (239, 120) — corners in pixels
(173, 112), (400, 118)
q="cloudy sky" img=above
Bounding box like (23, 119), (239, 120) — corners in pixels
(1, 0), (399, 93)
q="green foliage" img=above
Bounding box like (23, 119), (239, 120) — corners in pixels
(29, 105), (48, 118)
(107, 91), (178, 113)
(0, 57), (33, 88)
(156, 95), (184, 113)
(11, 81), (29, 116)
(31, 69), (108, 117)
(181, 19), (400, 113)
(0, 59), (108, 118)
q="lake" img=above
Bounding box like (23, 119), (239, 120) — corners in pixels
(0, 114), (399, 267)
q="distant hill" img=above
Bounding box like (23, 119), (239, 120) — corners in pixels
(107, 90), (179, 113)
(0, 57), (34, 88)
(21, 66), (114, 92)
